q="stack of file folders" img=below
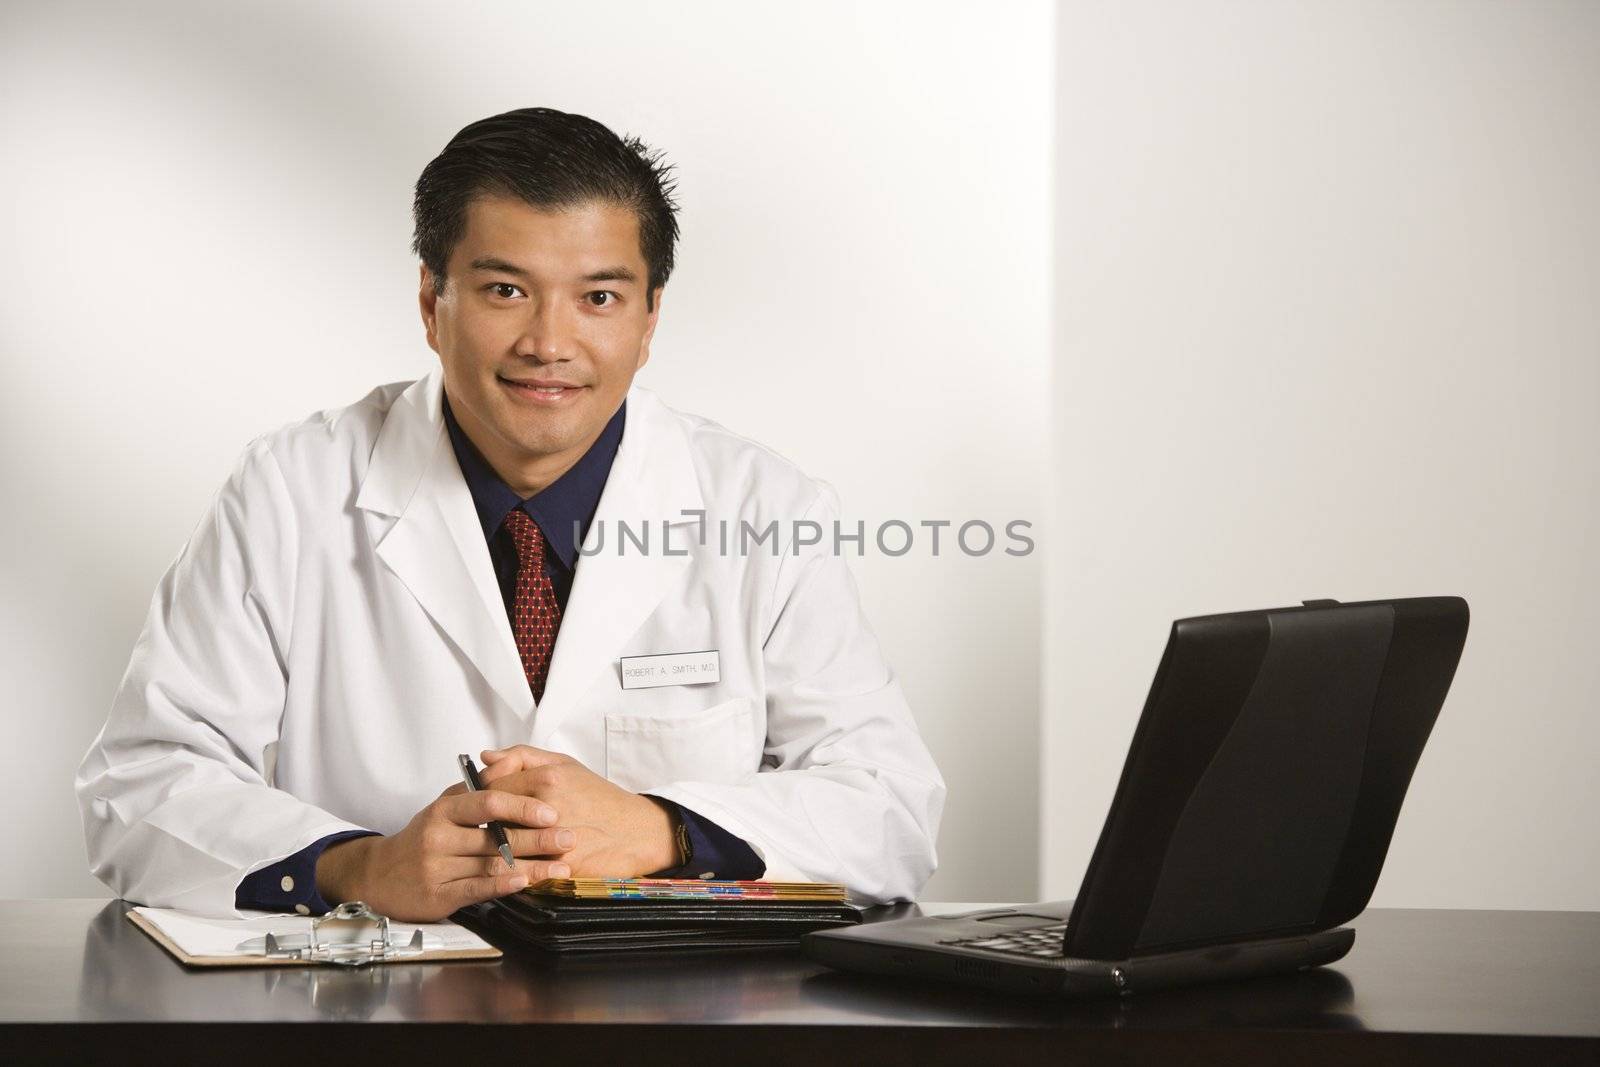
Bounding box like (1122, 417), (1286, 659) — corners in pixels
(462, 878), (862, 954)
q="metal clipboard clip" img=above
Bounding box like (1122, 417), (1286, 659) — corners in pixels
(235, 901), (432, 967)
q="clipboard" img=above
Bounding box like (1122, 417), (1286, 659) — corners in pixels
(127, 902), (502, 968)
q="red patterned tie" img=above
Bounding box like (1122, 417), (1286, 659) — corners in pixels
(503, 509), (562, 702)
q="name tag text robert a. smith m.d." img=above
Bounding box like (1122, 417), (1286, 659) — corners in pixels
(619, 650), (722, 690)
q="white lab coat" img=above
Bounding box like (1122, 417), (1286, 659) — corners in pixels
(75, 369), (945, 916)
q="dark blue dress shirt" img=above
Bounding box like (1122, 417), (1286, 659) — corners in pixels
(236, 392), (762, 914)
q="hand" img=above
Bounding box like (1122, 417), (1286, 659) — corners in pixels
(478, 746), (679, 877)
(315, 785), (577, 922)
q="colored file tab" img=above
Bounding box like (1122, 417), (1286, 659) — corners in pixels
(526, 878), (848, 902)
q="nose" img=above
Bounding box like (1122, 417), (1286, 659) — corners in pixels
(515, 294), (577, 362)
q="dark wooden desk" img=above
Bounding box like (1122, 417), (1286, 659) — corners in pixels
(1, 900), (1595, 1065)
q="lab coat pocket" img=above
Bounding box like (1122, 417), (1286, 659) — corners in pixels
(604, 697), (755, 793)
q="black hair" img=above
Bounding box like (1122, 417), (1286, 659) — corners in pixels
(411, 107), (680, 311)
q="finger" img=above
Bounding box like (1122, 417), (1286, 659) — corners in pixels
(478, 745), (568, 784)
(441, 788), (557, 829)
(442, 824), (576, 857)
(443, 869), (530, 909)
(506, 825), (577, 856)
(480, 768), (564, 803)
(513, 858), (572, 882)
(480, 745), (563, 766)
(444, 855), (573, 882)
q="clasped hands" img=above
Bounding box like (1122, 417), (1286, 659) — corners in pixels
(316, 747), (679, 922)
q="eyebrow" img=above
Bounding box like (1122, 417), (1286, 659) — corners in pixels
(468, 256), (639, 285)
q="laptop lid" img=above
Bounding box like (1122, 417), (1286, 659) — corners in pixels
(1062, 596), (1469, 960)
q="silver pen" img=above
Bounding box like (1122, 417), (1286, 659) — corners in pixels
(458, 754), (516, 871)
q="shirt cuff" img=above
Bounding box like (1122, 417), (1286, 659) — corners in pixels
(235, 830), (380, 915)
(643, 797), (766, 880)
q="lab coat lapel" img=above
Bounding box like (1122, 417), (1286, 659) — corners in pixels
(531, 388), (703, 744)
(356, 370), (535, 721)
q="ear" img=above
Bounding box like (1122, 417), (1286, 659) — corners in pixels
(635, 287), (664, 371)
(418, 264), (442, 355)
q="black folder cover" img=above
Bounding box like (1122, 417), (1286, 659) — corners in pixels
(462, 893), (863, 954)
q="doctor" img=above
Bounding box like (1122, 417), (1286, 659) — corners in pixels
(75, 107), (945, 922)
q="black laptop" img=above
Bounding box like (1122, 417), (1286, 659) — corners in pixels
(804, 596), (1469, 998)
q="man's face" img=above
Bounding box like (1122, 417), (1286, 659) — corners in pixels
(420, 194), (661, 493)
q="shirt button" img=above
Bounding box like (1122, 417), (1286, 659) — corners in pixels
(280, 875), (295, 893)
(294, 904), (310, 915)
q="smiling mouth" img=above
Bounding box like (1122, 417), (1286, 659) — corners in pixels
(498, 375), (586, 395)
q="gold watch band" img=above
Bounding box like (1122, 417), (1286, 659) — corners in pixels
(673, 812), (694, 869)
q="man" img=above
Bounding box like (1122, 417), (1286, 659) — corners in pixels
(75, 107), (945, 922)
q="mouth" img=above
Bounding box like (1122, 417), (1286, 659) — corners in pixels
(497, 375), (587, 404)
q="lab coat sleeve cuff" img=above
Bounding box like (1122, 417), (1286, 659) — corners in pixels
(234, 830), (380, 915)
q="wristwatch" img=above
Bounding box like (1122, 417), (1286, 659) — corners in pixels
(672, 809), (694, 870)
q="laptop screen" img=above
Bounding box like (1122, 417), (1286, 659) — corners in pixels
(1063, 597), (1468, 960)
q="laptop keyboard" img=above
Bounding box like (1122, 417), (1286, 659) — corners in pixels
(941, 921), (1069, 958)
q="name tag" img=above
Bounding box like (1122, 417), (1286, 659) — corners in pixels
(619, 650), (722, 690)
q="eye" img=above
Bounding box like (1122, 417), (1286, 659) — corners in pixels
(585, 291), (618, 308)
(487, 282), (524, 300)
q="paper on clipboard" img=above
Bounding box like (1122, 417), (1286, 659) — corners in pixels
(128, 906), (501, 967)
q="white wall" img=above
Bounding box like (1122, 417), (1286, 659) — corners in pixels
(0, 0), (1051, 901)
(1048, 0), (1600, 909)
(13, 0), (1591, 913)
